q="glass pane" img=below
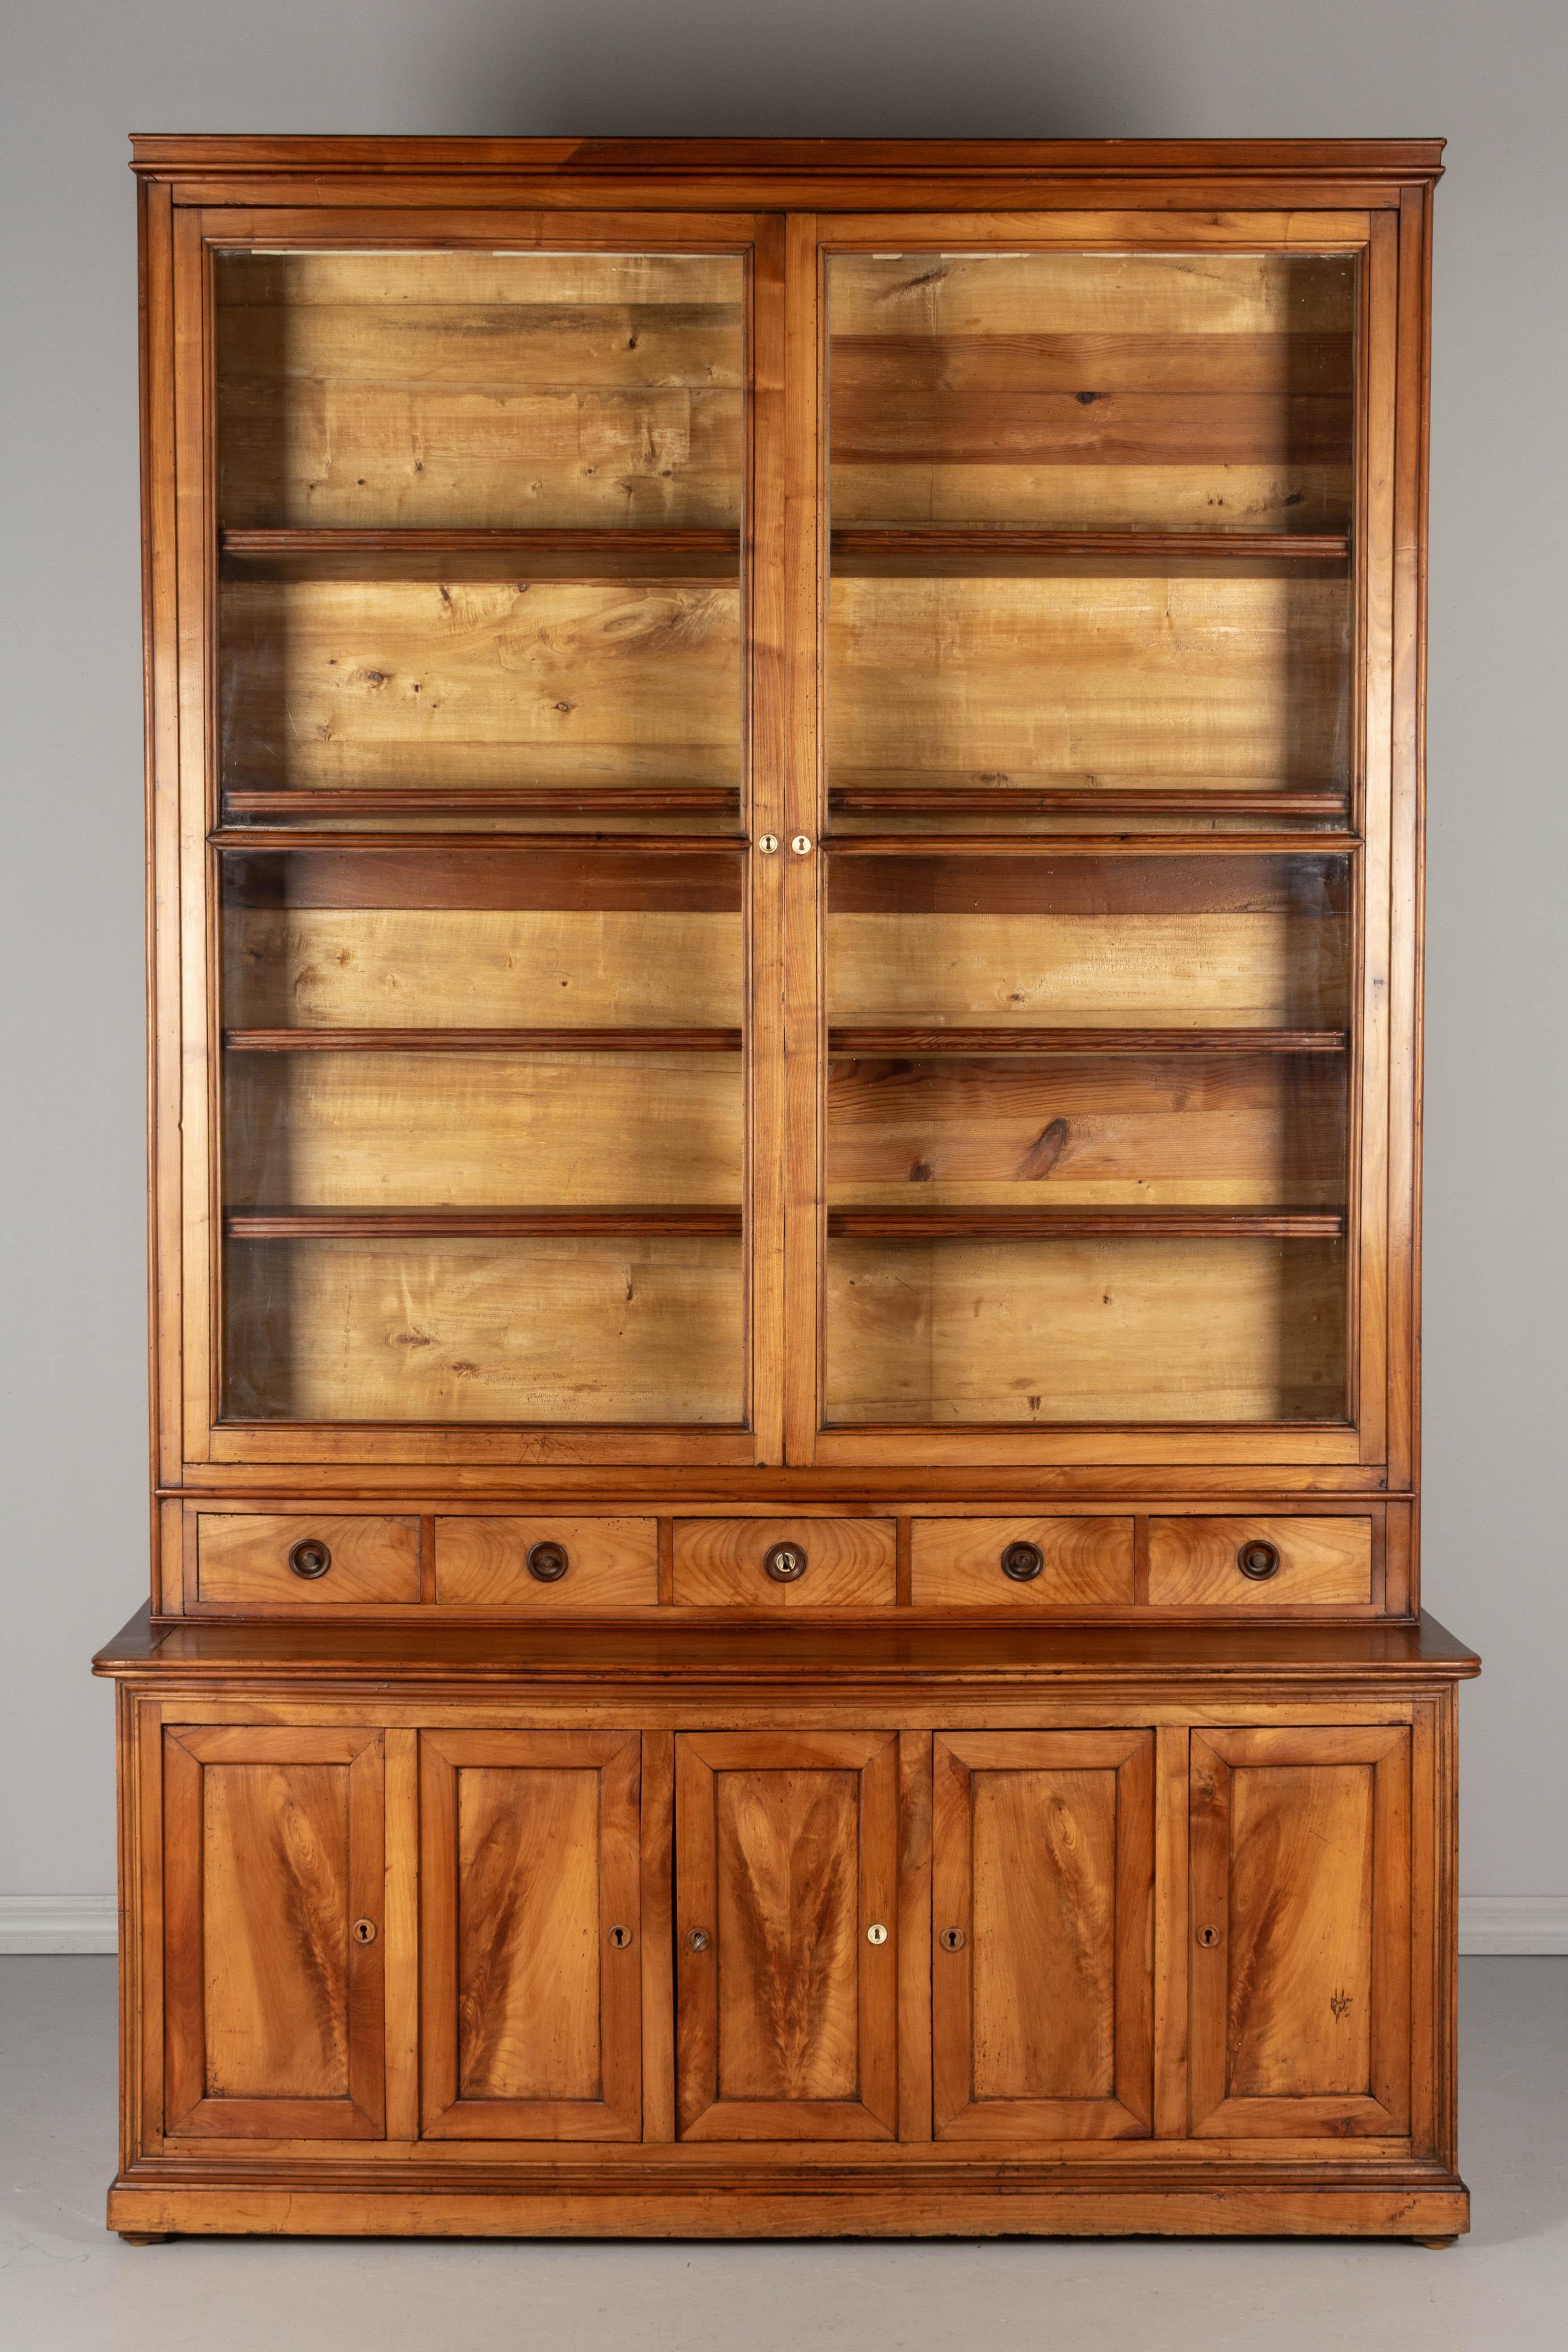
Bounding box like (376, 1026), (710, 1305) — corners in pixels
(823, 248), (1355, 1428)
(214, 246), (748, 1426)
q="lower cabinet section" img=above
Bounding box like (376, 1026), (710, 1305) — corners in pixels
(110, 1652), (1469, 2240)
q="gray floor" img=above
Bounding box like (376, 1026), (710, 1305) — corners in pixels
(1, 1958), (1562, 2352)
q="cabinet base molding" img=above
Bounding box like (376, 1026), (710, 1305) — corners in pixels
(107, 2172), (1469, 2243)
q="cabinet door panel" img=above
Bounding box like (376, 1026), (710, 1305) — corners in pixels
(675, 1732), (899, 2139)
(420, 1730), (641, 2139)
(162, 1725), (385, 2138)
(932, 1731), (1153, 2138)
(1189, 1727), (1410, 2137)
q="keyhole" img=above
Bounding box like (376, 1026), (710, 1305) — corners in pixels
(940, 1927), (966, 1952)
(608, 1924), (633, 1950)
(1196, 1924), (1222, 1949)
(352, 1918), (377, 1946)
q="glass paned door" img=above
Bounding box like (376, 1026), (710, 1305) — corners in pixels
(817, 242), (1358, 1437)
(210, 237), (761, 1433)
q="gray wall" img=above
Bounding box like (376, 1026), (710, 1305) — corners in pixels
(4, 0), (1564, 1904)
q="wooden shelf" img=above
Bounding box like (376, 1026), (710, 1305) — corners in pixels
(828, 787), (1349, 819)
(211, 829), (746, 856)
(220, 527), (742, 583)
(223, 786), (740, 820)
(828, 1027), (1348, 1057)
(225, 1028), (743, 1054)
(826, 832), (1362, 859)
(827, 1207), (1346, 1240)
(830, 527), (1350, 570)
(226, 1207), (744, 1240)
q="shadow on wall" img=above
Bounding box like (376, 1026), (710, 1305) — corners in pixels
(449, 0), (1147, 139)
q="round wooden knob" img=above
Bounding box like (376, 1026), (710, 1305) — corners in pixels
(527, 1541), (570, 1583)
(288, 1539), (331, 1580)
(1001, 1540), (1045, 1582)
(763, 1542), (808, 1583)
(1237, 1539), (1282, 1581)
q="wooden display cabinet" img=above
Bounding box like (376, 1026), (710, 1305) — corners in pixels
(98, 135), (1473, 2245)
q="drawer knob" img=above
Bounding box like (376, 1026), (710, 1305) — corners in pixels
(288, 1538), (332, 1580)
(1001, 1539), (1045, 1583)
(1237, 1539), (1282, 1581)
(686, 1927), (712, 1953)
(527, 1540), (570, 1583)
(763, 1542), (808, 1584)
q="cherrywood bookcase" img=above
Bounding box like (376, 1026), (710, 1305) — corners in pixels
(96, 135), (1476, 2246)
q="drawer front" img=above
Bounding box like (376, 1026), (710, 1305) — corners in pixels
(911, 1518), (1136, 1607)
(434, 1517), (658, 1608)
(1147, 1516), (1374, 1607)
(195, 1514), (420, 1606)
(673, 1518), (896, 1609)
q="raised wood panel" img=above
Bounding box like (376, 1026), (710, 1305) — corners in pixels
(162, 1726), (385, 2138)
(910, 1518), (1135, 1606)
(932, 1730), (1153, 2137)
(223, 910), (742, 1031)
(195, 1513), (421, 1607)
(420, 1729), (641, 2138)
(827, 1052), (1346, 1208)
(826, 1237), (1347, 1425)
(828, 575), (1350, 795)
(220, 579), (740, 792)
(434, 1516), (659, 1608)
(1188, 1727), (1411, 2138)
(1148, 1516), (1374, 1607)
(223, 1236), (744, 1423)
(675, 1731), (899, 2138)
(672, 1518), (897, 1609)
(225, 1052), (742, 1207)
(216, 248), (744, 531)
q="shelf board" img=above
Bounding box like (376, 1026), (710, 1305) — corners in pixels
(830, 526), (1350, 571)
(826, 832), (1362, 858)
(225, 1028), (743, 1054)
(220, 527), (742, 583)
(827, 1207), (1346, 1240)
(211, 829), (746, 856)
(226, 1207), (744, 1240)
(828, 1027), (1348, 1057)
(223, 787), (740, 820)
(828, 786), (1348, 819)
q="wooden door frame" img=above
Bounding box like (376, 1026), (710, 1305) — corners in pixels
(419, 1727), (643, 2140)
(161, 1723), (386, 2139)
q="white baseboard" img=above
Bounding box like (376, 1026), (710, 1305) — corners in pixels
(1459, 1896), (1568, 1954)
(0, 1895), (118, 1953)
(3, 1892), (1567, 1956)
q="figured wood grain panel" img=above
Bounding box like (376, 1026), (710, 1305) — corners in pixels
(1147, 1516), (1373, 1608)
(195, 1513), (421, 1606)
(420, 1729), (641, 2138)
(1188, 1727), (1410, 2138)
(433, 1516), (658, 1607)
(932, 1730), (1153, 2138)
(216, 248), (744, 530)
(909, 1518), (1135, 1606)
(224, 1050), (742, 1210)
(220, 579), (739, 793)
(223, 1235), (744, 1423)
(826, 1236), (1347, 1425)
(676, 1732), (899, 2140)
(826, 1052), (1347, 1208)
(162, 1726), (385, 2139)
(672, 1518), (896, 1608)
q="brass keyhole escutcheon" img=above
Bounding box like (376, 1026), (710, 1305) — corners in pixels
(1001, 1540), (1045, 1582)
(866, 1923), (889, 1945)
(1196, 1924), (1222, 1949)
(352, 1918), (377, 1946)
(686, 1927), (712, 1953)
(940, 1927), (966, 1953)
(763, 1542), (808, 1584)
(1237, 1539), (1282, 1581)
(288, 1538), (331, 1580)
(608, 1925), (633, 1950)
(527, 1541), (570, 1583)
(757, 833), (779, 854)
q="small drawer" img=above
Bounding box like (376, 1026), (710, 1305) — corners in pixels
(195, 1513), (420, 1607)
(434, 1517), (658, 1608)
(1147, 1516), (1374, 1607)
(673, 1518), (896, 1609)
(910, 1518), (1136, 1606)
